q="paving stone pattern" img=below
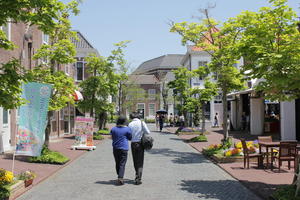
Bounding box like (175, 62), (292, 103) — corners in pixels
(17, 124), (261, 200)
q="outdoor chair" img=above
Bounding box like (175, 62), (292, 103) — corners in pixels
(271, 141), (297, 172)
(241, 138), (263, 169)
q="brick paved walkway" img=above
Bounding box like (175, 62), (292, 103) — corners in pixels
(17, 124), (260, 200)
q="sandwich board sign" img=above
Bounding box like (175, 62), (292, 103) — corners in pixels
(71, 117), (96, 151)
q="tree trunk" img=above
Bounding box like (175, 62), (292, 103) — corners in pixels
(183, 110), (188, 127)
(222, 90), (228, 141)
(118, 83), (122, 115)
(44, 111), (52, 147)
(98, 112), (107, 130)
(201, 103), (206, 134)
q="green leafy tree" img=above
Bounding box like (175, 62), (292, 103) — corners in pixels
(228, 0), (300, 101)
(28, 1), (79, 146)
(168, 67), (193, 126)
(170, 9), (244, 140)
(0, 0), (80, 110)
(78, 53), (119, 130)
(0, 0), (80, 50)
(191, 67), (218, 132)
(0, 59), (28, 109)
(111, 41), (131, 116)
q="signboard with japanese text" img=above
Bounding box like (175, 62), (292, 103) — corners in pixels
(72, 117), (95, 150)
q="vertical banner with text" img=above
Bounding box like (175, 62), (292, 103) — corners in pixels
(16, 82), (52, 156)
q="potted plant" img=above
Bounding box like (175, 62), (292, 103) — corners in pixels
(17, 171), (36, 187)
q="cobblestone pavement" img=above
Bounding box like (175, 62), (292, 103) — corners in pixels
(17, 124), (261, 200)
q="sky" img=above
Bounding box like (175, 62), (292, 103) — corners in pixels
(69, 0), (299, 71)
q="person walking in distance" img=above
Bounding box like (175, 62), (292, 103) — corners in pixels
(128, 112), (151, 185)
(110, 116), (132, 185)
(214, 113), (219, 127)
(158, 114), (165, 132)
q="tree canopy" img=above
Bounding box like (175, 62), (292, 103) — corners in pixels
(228, 0), (300, 101)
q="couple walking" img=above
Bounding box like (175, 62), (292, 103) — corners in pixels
(110, 112), (150, 185)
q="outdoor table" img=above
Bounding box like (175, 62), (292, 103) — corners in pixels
(258, 141), (280, 168)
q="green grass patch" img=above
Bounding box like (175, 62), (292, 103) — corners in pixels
(97, 129), (110, 135)
(272, 185), (300, 200)
(93, 135), (105, 140)
(29, 146), (69, 165)
(189, 135), (208, 142)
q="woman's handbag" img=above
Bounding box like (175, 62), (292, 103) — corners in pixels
(141, 121), (153, 150)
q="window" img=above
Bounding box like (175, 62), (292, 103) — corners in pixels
(3, 109), (8, 125)
(137, 103), (145, 110)
(148, 103), (155, 116)
(0, 23), (10, 40)
(42, 32), (49, 44)
(76, 62), (84, 81)
(198, 61), (208, 80)
(148, 89), (156, 100)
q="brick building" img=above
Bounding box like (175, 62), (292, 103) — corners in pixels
(125, 75), (160, 119)
(0, 22), (75, 153)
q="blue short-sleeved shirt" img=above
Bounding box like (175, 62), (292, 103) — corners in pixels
(110, 126), (132, 150)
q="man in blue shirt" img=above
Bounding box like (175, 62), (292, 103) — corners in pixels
(110, 116), (132, 185)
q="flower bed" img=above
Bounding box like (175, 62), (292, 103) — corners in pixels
(0, 169), (38, 199)
(203, 140), (261, 163)
(176, 127), (209, 135)
(0, 168), (14, 199)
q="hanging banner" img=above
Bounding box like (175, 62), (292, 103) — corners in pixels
(71, 117), (96, 150)
(16, 82), (52, 156)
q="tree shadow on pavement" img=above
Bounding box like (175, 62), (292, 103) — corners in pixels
(180, 179), (264, 200)
(147, 148), (210, 164)
(180, 179), (285, 200)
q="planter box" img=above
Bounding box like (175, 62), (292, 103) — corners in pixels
(211, 155), (258, 163)
(8, 180), (25, 200)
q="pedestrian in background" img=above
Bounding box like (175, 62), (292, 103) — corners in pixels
(128, 112), (151, 185)
(158, 114), (165, 132)
(169, 113), (174, 127)
(155, 114), (159, 131)
(110, 116), (132, 185)
(214, 113), (219, 127)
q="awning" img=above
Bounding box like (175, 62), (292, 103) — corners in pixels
(227, 88), (254, 96)
(73, 90), (83, 101)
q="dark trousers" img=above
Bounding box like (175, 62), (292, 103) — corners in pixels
(113, 149), (128, 178)
(159, 121), (163, 131)
(131, 142), (144, 181)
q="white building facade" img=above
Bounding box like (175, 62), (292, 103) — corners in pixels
(181, 46), (244, 125)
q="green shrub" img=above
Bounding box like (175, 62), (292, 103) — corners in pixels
(145, 118), (155, 123)
(272, 185), (300, 200)
(189, 135), (208, 142)
(97, 129), (110, 135)
(0, 186), (10, 199)
(29, 146), (69, 165)
(93, 135), (104, 140)
(203, 148), (223, 157)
